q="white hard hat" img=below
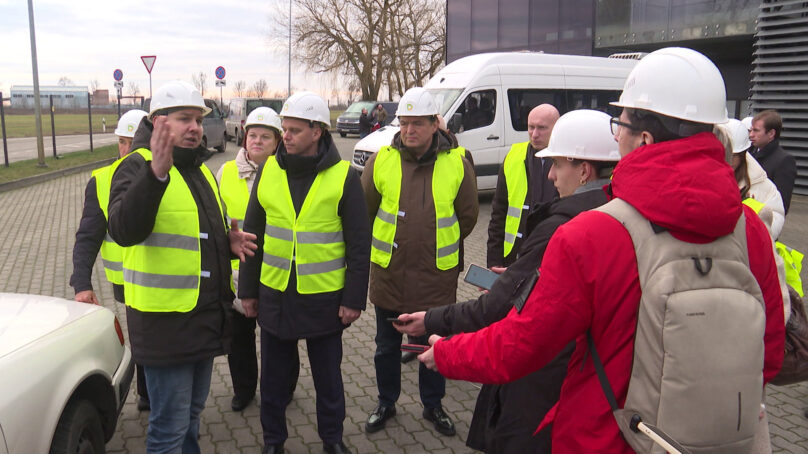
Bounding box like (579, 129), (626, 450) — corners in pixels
(279, 91), (330, 127)
(396, 87), (439, 117)
(114, 109), (147, 138)
(149, 80), (210, 119)
(611, 47), (728, 124)
(535, 110), (621, 161)
(245, 107), (282, 134)
(722, 119), (752, 154)
(741, 116), (753, 131)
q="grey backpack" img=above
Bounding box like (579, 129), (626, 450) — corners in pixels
(591, 198), (766, 454)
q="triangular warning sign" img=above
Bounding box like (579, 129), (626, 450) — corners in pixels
(141, 55), (156, 74)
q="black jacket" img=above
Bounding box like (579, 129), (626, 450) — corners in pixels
(487, 144), (557, 267)
(426, 186), (609, 454)
(752, 140), (797, 213)
(108, 121), (234, 366)
(359, 112), (372, 135)
(238, 132), (371, 340)
(70, 176), (125, 302)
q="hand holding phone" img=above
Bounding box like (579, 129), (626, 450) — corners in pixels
(464, 263), (500, 290)
(400, 344), (429, 353)
(386, 316), (409, 326)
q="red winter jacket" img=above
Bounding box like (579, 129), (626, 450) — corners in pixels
(434, 132), (785, 454)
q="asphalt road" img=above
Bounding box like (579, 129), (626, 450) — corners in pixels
(2, 133), (119, 163)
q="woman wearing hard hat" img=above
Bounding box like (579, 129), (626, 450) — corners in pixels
(70, 108), (151, 410)
(394, 110), (619, 454)
(216, 107), (299, 413)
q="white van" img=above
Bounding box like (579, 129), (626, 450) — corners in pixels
(351, 52), (639, 190)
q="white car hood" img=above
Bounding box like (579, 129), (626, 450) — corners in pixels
(0, 293), (101, 358)
(354, 124), (400, 153)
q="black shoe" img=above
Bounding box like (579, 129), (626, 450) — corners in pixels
(401, 351), (417, 364)
(262, 443), (284, 454)
(365, 405), (396, 433)
(137, 396), (150, 412)
(231, 393), (254, 412)
(323, 440), (352, 454)
(423, 407), (456, 436)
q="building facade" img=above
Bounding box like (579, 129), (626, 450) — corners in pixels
(9, 85), (90, 109)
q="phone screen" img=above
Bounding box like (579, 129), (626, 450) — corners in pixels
(463, 264), (499, 290)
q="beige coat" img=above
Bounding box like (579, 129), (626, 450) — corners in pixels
(361, 130), (478, 313)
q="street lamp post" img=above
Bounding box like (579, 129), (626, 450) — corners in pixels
(27, 0), (46, 167)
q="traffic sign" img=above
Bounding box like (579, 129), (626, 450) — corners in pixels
(215, 66), (226, 80)
(114, 81), (124, 88)
(113, 69), (123, 81)
(141, 55), (157, 74)
(215, 80), (226, 87)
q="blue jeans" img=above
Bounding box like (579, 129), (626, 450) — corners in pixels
(374, 306), (445, 409)
(143, 357), (214, 454)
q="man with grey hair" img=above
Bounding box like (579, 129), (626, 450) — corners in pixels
(487, 104), (559, 268)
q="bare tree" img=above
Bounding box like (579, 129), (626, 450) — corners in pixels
(89, 78), (101, 92)
(127, 81), (141, 97)
(58, 76), (74, 86)
(384, 0), (445, 98)
(233, 80), (247, 97)
(251, 79), (268, 97)
(192, 71), (208, 96)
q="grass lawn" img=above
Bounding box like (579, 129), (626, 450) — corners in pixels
(0, 144), (117, 184)
(330, 110), (344, 128)
(3, 113), (114, 138)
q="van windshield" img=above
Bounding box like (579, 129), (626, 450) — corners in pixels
(247, 99), (283, 115)
(426, 89), (463, 116)
(345, 101), (375, 113)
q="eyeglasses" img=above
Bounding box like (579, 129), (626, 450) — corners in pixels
(610, 117), (641, 135)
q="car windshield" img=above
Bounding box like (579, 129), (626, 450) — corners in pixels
(345, 101), (375, 113)
(247, 99), (283, 114)
(426, 89), (464, 116)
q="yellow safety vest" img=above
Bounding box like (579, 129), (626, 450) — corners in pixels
(122, 148), (227, 312)
(502, 142), (529, 257)
(93, 162), (123, 285)
(257, 157), (350, 294)
(743, 198), (804, 297)
(371, 146), (465, 270)
(219, 160), (250, 271)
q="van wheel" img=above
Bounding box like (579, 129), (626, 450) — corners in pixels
(216, 133), (226, 153)
(339, 132), (346, 138)
(49, 400), (105, 454)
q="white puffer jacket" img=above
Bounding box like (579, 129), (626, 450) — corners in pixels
(743, 153), (785, 240)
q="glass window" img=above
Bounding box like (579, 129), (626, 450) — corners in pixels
(566, 90), (623, 117)
(529, 0), (560, 50)
(455, 90), (497, 132)
(425, 88), (464, 117)
(498, 0), (529, 49)
(448, 0), (472, 57)
(507, 89), (564, 131)
(471, 0), (498, 51)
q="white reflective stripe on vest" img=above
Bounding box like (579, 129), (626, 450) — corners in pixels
(297, 231), (344, 244)
(266, 225), (294, 242)
(123, 268), (199, 290)
(102, 259), (123, 272)
(437, 241), (459, 258)
(437, 214), (458, 229)
(372, 236), (394, 253)
(506, 206), (522, 218)
(375, 208), (397, 225)
(140, 232), (200, 251)
(263, 253), (292, 271)
(298, 257), (346, 276)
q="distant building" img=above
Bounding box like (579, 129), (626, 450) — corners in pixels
(92, 89), (110, 105)
(9, 85), (89, 109)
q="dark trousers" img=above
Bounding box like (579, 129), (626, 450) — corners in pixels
(227, 310), (259, 398)
(261, 329), (345, 445)
(374, 306), (445, 409)
(137, 364), (149, 401)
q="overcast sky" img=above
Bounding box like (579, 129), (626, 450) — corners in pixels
(1, 0), (337, 101)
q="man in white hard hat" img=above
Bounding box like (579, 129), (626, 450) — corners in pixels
(216, 107), (300, 413)
(108, 80), (257, 453)
(487, 104), (559, 268)
(422, 48), (785, 453)
(71, 108), (150, 409)
(237, 91), (370, 454)
(361, 87), (478, 437)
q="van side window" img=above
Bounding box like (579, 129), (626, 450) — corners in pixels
(566, 90), (622, 117)
(458, 90), (496, 132)
(507, 89), (564, 131)
(206, 100), (221, 118)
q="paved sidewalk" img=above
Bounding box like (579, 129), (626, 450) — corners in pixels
(0, 152), (806, 453)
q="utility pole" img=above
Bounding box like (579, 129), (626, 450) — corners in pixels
(288, 0), (292, 98)
(27, 0), (46, 167)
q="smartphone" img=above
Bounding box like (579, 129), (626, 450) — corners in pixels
(463, 263), (499, 290)
(401, 343), (429, 353)
(385, 316), (408, 326)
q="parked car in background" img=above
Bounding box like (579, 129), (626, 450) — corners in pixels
(142, 97), (228, 152)
(336, 101), (397, 137)
(351, 52), (639, 190)
(0, 293), (133, 454)
(226, 97), (285, 145)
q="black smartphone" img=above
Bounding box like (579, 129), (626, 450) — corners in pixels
(385, 316), (408, 326)
(401, 344), (429, 353)
(463, 263), (499, 290)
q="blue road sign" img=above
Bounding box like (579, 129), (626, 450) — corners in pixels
(113, 69), (123, 81)
(215, 66), (226, 80)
